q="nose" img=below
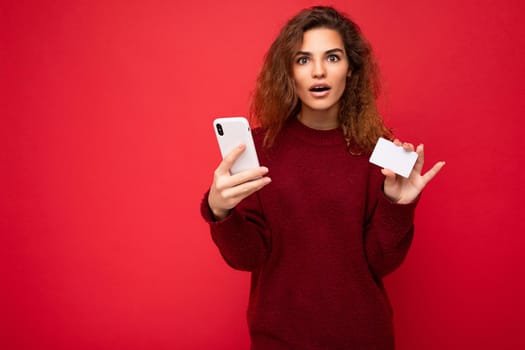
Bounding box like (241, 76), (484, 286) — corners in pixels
(311, 59), (326, 79)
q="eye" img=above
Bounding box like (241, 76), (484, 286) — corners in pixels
(327, 54), (340, 62)
(296, 56), (309, 65)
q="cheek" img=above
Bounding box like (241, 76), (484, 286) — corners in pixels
(338, 67), (350, 89)
(333, 73), (348, 92)
(333, 72), (349, 101)
(292, 70), (306, 88)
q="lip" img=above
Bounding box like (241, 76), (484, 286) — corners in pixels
(308, 83), (331, 97)
(309, 83), (331, 90)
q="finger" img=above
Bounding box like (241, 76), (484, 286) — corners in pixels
(381, 168), (396, 177)
(216, 144), (246, 175)
(421, 161), (446, 184)
(402, 142), (415, 152)
(381, 168), (400, 201)
(218, 166), (269, 190)
(228, 166), (269, 186)
(393, 139), (402, 146)
(381, 168), (397, 185)
(412, 144), (425, 174)
(223, 176), (272, 201)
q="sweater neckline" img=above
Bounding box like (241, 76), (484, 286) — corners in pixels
(286, 117), (346, 146)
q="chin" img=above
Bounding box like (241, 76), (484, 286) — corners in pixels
(304, 101), (339, 112)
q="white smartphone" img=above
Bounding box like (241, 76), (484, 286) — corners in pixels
(369, 137), (419, 178)
(213, 117), (260, 174)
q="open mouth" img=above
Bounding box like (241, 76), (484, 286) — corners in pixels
(309, 85), (331, 92)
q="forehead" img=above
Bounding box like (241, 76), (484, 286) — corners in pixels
(298, 28), (345, 52)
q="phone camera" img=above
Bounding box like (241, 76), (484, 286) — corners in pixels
(216, 123), (224, 136)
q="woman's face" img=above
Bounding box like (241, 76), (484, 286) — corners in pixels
(292, 28), (350, 116)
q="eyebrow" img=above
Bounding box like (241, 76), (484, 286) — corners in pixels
(294, 48), (345, 57)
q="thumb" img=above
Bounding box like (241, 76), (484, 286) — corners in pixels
(381, 168), (397, 186)
(217, 144), (246, 175)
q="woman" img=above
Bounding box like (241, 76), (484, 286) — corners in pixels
(201, 6), (444, 349)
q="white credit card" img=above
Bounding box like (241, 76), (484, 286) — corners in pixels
(369, 137), (418, 178)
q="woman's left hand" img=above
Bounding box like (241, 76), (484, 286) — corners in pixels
(382, 139), (445, 204)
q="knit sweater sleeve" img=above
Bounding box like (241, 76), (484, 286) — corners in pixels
(200, 190), (270, 272)
(364, 166), (418, 279)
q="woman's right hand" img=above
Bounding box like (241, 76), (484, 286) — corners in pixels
(208, 144), (272, 220)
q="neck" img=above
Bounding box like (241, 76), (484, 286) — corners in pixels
(297, 104), (340, 130)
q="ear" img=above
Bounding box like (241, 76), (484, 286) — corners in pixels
(347, 69), (352, 77)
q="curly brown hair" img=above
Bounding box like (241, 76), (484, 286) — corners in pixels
(250, 6), (392, 153)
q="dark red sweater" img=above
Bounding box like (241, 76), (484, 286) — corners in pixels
(201, 118), (417, 349)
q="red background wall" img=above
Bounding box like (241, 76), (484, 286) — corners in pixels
(2, 0), (524, 349)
